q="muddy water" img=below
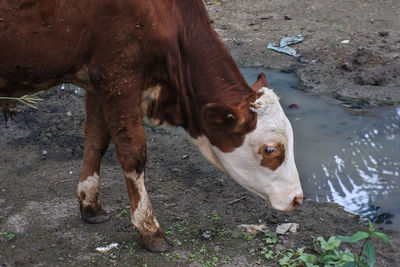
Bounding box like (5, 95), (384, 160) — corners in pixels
(241, 68), (400, 229)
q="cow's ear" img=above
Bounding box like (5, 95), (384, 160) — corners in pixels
(201, 103), (242, 132)
(251, 73), (268, 92)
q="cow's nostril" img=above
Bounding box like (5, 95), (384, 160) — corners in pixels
(293, 194), (303, 209)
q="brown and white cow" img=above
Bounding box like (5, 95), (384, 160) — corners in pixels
(0, 0), (302, 252)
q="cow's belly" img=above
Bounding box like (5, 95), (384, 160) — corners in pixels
(0, 65), (93, 98)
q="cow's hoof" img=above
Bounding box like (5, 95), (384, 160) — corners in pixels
(141, 232), (173, 253)
(80, 204), (110, 224)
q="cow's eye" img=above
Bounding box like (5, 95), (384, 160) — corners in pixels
(265, 146), (276, 154)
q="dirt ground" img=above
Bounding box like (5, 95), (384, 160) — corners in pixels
(1, 0), (399, 266)
(206, 0), (400, 107)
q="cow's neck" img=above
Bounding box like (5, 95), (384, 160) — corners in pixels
(169, 0), (257, 144)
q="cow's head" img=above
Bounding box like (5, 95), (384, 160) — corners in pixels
(192, 73), (303, 211)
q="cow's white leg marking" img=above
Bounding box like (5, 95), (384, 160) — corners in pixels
(125, 171), (160, 233)
(77, 172), (100, 206)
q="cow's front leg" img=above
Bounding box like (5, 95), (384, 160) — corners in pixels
(124, 170), (171, 252)
(101, 87), (171, 252)
(78, 93), (111, 224)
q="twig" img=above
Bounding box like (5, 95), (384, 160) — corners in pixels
(49, 178), (76, 187)
(357, 238), (369, 267)
(228, 196), (246, 205)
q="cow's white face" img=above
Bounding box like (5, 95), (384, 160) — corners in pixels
(192, 87), (303, 211)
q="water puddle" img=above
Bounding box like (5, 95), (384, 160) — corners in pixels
(241, 68), (400, 229)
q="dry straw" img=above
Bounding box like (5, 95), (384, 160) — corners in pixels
(0, 92), (43, 109)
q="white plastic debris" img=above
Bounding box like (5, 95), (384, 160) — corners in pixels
(239, 224), (268, 235)
(267, 34), (307, 62)
(66, 111), (72, 117)
(95, 242), (119, 253)
(341, 40), (350, 44)
(42, 150), (48, 155)
(275, 223), (299, 235)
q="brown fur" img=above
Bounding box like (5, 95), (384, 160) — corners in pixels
(0, 0), (262, 252)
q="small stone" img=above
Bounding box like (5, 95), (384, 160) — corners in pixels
(378, 31), (389, 37)
(66, 111), (72, 117)
(202, 230), (212, 239)
(276, 223), (299, 234)
(42, 150), (48, 155)
(182, 155), (189, 159)
(340, 62), (353, 72)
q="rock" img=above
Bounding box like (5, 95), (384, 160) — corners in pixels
(379, 31), (389, 37)
(275, 223), (299, 235)
(340, 62), (353, 72)
(355, 69), (384, 86)
(239, 224), (267, 235)
(202, 230), (212, 239)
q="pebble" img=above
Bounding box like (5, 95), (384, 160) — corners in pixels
(202, 230), (212, 239)
(275, 223), (299, 235)
(378, 31), (389, 37)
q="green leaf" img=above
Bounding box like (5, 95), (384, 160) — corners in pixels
(327, 236), (341, 248)
(341, 249), (355, 262)
(320, 252), (338, 262)
(364, 241), (376, 267)
(278, 255), (291, 265)
(297, 253), (317, 263)
(316, 236), (341, 251)
(337, 231), (369, 243)
(343, 262), (357, 267)
(371, 231), (392, 245)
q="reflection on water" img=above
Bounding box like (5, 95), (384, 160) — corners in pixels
(241, 68), (400, 229)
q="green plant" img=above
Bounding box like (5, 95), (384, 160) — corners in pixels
(257, 221), (391, 267)
(204, 211), (220, 222)
(264, 232), (277, 245)
(222, 256), (232, 264)
(199, 244), (207, 254)
(165, 230), (174, 235)
(336, 220), (392, 267)
(0, 231), (15, 241)
(203, 256), (219, 267)
(313, 236), (354, 266)
(246, 234), (255, 241)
